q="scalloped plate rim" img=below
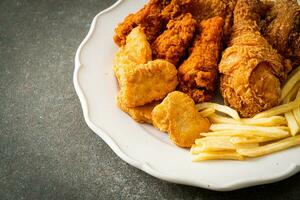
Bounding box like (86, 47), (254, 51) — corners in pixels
(73, 0), (300, 191)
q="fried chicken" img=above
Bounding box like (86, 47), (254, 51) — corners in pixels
(151, 13), (197, 66)
(183, 0), (237, 41)
(178, 16), (224, 103)
(219, 0), (287, 117)
(114, 26), (178, 108)
(113, 0), (169, 46)
(152, 91), (210, 148)
(114, 0), (237, 47)
(261, 0), (300, 68)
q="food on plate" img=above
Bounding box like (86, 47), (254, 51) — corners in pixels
(191, 151), (244, 161)
(113, 26), (152, 83)
(117, 98), (159, 124)
(112, 0), (300, 162)
(280, 68), (300, 102)
(117, 59), (178, 107)
(193, 85), (300, 161)
(253, 89), (300, 119)
(114, 26), (178, 108)
(237, 136), (300, 157)
(152, 91), (210, 147)
(183, 0), (237, 41)
(113, 0), (169, 46)
(196, 102), (240, 120)
(261, 0), (300, 68)
(151, 13), (197, 66)
(208, 114), (287, 126)
(178, 16), (224, 103)
(199, 108), (215, 118)
(219, 0), (287, 118)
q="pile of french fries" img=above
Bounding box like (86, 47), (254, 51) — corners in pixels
(191, 67), (300, 161)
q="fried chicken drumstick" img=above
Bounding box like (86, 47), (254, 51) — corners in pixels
(178, 16), (224, 103)
(261, 0), (300, 68)
(219, 0), (288, 117)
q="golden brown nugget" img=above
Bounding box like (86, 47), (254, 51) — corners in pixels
(118, 60), (178, 107)
(113, 26), (152, 84)
(114, 26), (178, 108)
(117, 99), (159, 124)
(152, 91), (211, 148)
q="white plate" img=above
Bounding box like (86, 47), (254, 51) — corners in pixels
(73, 0), (300, 191)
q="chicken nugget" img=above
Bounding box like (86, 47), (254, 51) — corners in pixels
(113, 26), (152, 84)
(152, 91), (211, 147)
(117, 98), (159, 124)
(118, 60), (178, 107)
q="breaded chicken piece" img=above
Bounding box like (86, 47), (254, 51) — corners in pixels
(184, 0), (237, 41)
(113, 26), (152, 84)
(178, 16), (224, 103)
(117, 99), (159, 124)
(118, 60), (178, 107)
(151, 13), (197, 66)
(219, 0), (287, 117)
(114, 26), (178, 108)
(261, 0), (300, 68)
(113, 0), (170, 46)
(152, 91), (210, 148)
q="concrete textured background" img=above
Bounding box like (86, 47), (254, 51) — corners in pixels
(0, 0), (299, 199)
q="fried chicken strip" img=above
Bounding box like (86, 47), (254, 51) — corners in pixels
(178, 16), (224, 103)
(184, 0), (237, 41)
(113, 0), (170, 46)
(151, 13), (197, 66)
(219, 0), (287, 117)
(261, 0), (300, 68)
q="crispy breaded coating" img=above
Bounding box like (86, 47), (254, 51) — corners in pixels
(113, 0), (237, 47)
(219, 0), (287, 118)
(114, 26), (178, 108)
(117, 99), (159, 124)
(113, 26), (152, 84)
(151, 13), (197, 66)
(113, 0), (170, 46)
(178, 16), (224, 103)
(184, 0), (237, 41)
(261, 0), (300, 68)
(118, 60), (178, 107)
(152, 91), (210, 148)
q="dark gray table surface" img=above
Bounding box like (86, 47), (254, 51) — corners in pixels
(1, 0), (299, 199)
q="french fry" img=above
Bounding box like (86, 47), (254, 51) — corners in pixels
(280, 66), (300, 102)
(230, 136), (281, 144)
(199, 108), (215, 117)
(253, 89), (300, 119)
(234, 143), (259, 149)
(283, 81), (300, 103)
(284, 112), (299, 136)
(208, 114), (286, 126)
(201, 128), (290, 138)
(210, 124), (289, 137)
(191, 151), (244, 161)
(196, 103), (240, 120)
(237, 135), (300, 157)
(292, 107), (300, 127)
(194, 136), (236, 152)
